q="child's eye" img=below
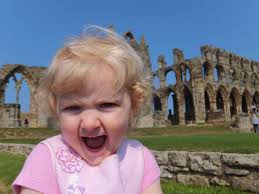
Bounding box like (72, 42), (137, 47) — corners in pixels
(63, 106), (81, 112)
(99, 103), (117, 109)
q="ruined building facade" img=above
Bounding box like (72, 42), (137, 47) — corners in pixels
(0, 32), (258, 128)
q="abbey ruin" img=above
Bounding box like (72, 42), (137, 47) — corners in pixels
(0, 32), (258, 128)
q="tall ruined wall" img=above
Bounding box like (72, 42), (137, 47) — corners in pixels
(0, 34), (258, 128)
(152, 45), (259, 128)
(0, 64), (46, 128)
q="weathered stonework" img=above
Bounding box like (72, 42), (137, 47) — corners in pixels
(2, 144), (259, 193)
(153, 150), (259, 193)
(0, 64), (46, 128)
(0, 33), (259, 128)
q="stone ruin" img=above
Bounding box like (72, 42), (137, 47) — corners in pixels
(0, 32), (258, 129)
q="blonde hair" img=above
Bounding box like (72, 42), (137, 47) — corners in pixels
(36, 25), (150, 123)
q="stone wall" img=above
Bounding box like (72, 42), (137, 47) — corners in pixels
(153, 150), (259, 193)
(0, 143), (34, 156)
(1, 143), (258, 193)
(0, 104), (20, 128)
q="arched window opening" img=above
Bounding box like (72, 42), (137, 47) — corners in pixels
(153, 76), (160, 89)
(181, 65), (191, 82)
(214, 66), (220, 82)
(153, 94), (162, 112)
(167, 91), (179, 125)
(5, 73), (30, 112)
(202, 66), (206, 79)
(242, 94), (248, 113)
(216, 90), (224, 111)
(124, 32), (134, 43)
(167, 92), (176, 115)
(4, 73), (30, 112)
(185, 67), (190, 81)
(165, 71), (176, 86)
(184, 86), (195, 122)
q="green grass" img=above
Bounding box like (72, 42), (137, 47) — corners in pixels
(0, 152), (26, 193)
(135, 133), (259, 154)
(161, 179), (251, 194)
(0, 152), (251, 194)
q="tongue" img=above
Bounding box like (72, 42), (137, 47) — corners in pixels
(85, 135), (106, 149)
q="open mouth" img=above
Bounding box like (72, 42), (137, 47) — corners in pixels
(82, 135), (107, 150)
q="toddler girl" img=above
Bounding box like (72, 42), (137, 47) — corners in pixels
(13, 26), (162, 194)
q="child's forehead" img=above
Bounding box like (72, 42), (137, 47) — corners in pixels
(58, 86), (126, 103)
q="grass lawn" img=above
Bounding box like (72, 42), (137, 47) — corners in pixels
(161, 179), (251, 194)
(0, 152), (251, 194)
(135, 133), (259, 153)
(0, 152), (26, 194)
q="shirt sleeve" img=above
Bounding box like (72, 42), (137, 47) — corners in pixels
(12, 143), (59, 194)
(141, 146), (161, 192)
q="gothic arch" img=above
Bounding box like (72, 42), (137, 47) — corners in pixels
(124, 31), (135, 42)
(184, 85), (195, 122)
(153, 93), (162, 112)
(242, 89), (251, 113)
(180, 63), (191, 82)
(0, 64), (46, 128)
(214, 64), (225, 82)
(216, 90), (224, 110)
(165, 70), (177, 86)
(167, 89), (179, 125)
(0, 65), (34, 91)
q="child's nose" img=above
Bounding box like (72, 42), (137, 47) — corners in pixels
(80, 111), (101, 132)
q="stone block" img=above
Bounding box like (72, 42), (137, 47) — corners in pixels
(152, 151), (169, 165)
(224, 166), (250, 176)
(177, 174), (210, 186)
(222, 153), (259, 168)
(166, 166), (189, 173)
(168, 151), (188, 167)
(210, 177), (230, 186)
(160, 165), (175, 179)
(229, 172), (259, 193)
(188, 152), (222, 175)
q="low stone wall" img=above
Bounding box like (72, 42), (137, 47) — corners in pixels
(153, 151), (259, 193)
(0, 143), (34, 156)
(1, 143), (259, 193)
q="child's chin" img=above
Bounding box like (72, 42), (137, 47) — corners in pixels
(84, 154), (108, 166)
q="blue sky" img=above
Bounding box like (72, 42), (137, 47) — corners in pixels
(1, 0), (259, 112)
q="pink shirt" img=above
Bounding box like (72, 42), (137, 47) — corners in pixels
(13, 138), (160, 194)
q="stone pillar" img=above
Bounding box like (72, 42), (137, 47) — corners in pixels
(191, 60), (206, 123)
(177, 86), (185, 125)
(158, 55), (166, 88)
(0, 88), (5, 105)
(224, 99), (231, 122)
(15, 79), (23, 105)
